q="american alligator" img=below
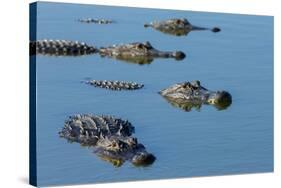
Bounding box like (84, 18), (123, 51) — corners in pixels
(99, 41), (186, 64)
(159, 80), (232, 111)
(78, 18), (113, 24)
(144, 18), (221, 36)
(59, 114), (156, 167)
(84, 80), (144, 90)
(30, 39), (98, 56)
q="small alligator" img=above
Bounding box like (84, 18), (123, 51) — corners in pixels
(99, 41), (186, 64)
(144, 18), (221, 36)
(78, 18), (113, 24)
(84, 80), (144, 90)
(159, 80), (232, 111)
(59, 114), (156, 167)
(30, 39), (98, 56)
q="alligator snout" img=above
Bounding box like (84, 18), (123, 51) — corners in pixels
(208, 91), (232, 110)
(211, 27), (221, 33)
(173, 51), (186, 60)
(132, 152), (156, 166)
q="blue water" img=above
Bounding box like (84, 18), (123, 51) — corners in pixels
(34, 2), (273, 186)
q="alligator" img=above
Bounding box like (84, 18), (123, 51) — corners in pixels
(99, 41), (186, 64)
(78, 18), (113, 24)
(144, 18), (221, 36)
(159, 80), (232, 111)
(30, 39), (98, 56)
(84, 80), (144, 90)
(59, 114), (156, 167)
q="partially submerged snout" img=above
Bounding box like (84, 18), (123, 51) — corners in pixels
(207, 91), (232, 110)
(211, 27), (221, 32)
(132, 152), (156, 166)
(172, 51), (186, 60)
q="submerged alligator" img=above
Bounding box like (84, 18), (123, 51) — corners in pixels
(159, 80), (232, 111)
(99, 41), (186, 64)
(78, 18), (113, 24)
(84, 80), (144, 90)
(30, 40), (185, 65)
(144, 18), (221, 36)
(30, 39), (98, 56)
(59, 114), (156, 167)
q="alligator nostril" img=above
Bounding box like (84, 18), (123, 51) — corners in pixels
(132, 152), (156, 166)
(212, 27), (221, 32)
(173, 51), (186, 60)
(212, 91), (232, 110)
(219, 91), (232, 101)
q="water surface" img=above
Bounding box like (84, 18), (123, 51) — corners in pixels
(35, 2), (273, 186)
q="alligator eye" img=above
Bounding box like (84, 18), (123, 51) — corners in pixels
(111, 141), (117, 147)
(144, 41), (152, 49)
(136, 43), (144, 49)
(182, 82), (191, 88)
(194, 80), (200, 87)
(176, 19), (182, 24)
(128, 137), (137, 145)
(182, 82), (190, 88)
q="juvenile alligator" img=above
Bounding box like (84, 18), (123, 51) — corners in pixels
(59, 114), (156, 167)
(144, 18), (221, 36)
(159, 80), (232, 111)
(99, 41), (186, 64)
(84, 80), (144, 90)
(78, 18), (113, 24)
(30, 39), (98, 56)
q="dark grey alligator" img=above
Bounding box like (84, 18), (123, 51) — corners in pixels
(84, 80), (144, 90)
(99, 41), (186, 64)
(30, 39), (98, 56)
(144, 18), (221, 36)
(159, 80), (232, 111)
(78, 18), (113, 24)
(59, 114), (156, 167)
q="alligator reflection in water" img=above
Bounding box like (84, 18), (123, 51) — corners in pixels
(144, 18), (221, 37)
(99, 41), (186, 65)
(159, 80), (232, 111)
(59, 114), (156, 167)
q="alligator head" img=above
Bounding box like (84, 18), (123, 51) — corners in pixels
(59, 114), (156, 167)
(99, 41), (186, 64)
(95, 136), (156, 167)
(144, 18), (221, 36)
(159, 80), (232, 111)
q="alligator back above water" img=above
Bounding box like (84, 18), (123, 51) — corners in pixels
(84, 80), (144, 90)
(159, 80), (232, 111)
(144, 18), (221, 36)
(59, 114), (156, 167)
(78, 18), (113, 24)
(30, 39), (98, 56)
(99, 41), (186, 64)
